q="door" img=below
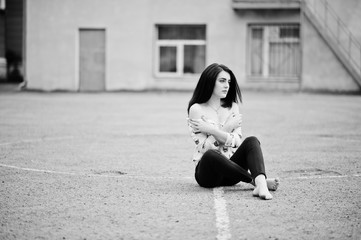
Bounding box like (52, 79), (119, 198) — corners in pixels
(79, 29), (105, 91)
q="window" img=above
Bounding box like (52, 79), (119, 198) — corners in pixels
(155, 25), (206, 77)
(248, 24), (300, 79)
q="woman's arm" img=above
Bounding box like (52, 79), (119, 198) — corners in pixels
(189, 104), (229, 144)
(222, 103), (243, 147)
(222, 103), (242, 134)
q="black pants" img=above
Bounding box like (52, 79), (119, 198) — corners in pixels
(195, 136), (266, 188)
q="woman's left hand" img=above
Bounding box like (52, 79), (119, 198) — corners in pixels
(189, 116), (215, 134)
(223, 113), (242, 132)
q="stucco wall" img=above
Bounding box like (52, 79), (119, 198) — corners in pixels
(146, 0), (242, 90)
(26, 0), (248, 91)
(25, 0), (303, 91)
(232, 9), (301, 91)
(26, 0), (151, 91)
(25, 0), (360, 92)
(151, 7), (301, 90)
(327, 0), (361, 43)
(301, 15), (359, 92)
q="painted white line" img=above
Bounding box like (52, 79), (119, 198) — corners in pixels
(0, 136), (75, 146)
(213, 187), (232, 240)
(0, 162), (360, 181)
(284, 174), (361, 180)
(0, 163), (79, 176)
(0, 163), (192, 180)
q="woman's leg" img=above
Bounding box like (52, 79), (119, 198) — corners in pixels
(195, 149), (252, 188)
(229, 136), (273, 200)
(229, 136), (266, 179)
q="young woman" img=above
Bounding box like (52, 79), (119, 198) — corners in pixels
(187, 63), (279, 200)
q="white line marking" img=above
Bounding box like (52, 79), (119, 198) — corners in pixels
(284, 174), (361, 180)
(0, 163), (79, 176)
(0, 163), (360, 181)
(213, 187), (232, 240)
(0, 136), (74, 146)
(0, 163), (192, 179)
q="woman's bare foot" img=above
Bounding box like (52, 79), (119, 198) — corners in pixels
(266, 178), (280, 191)
(253, 175), (273, 200)
(250, 177), (280, 191)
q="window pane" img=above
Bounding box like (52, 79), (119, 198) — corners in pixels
(159, 46), (177, 72)
(280, 27), (299, 38)
(250, 28), (263, 76)
(158, 25), (206, 40)
(269, 42), (300, 77)
(184, 45), (205, 74)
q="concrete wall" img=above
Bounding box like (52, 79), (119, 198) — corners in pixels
(25, 0), (360, 92)
(26, 0), (151, 91)
(26, 0), (249, 91)
(232, 9), (301, 91)
(301, 15), (359, 92)
(327, 0), (361, 43)
(146, 0), (241, 90)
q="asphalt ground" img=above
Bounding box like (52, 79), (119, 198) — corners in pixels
(0, 91), (360, 240)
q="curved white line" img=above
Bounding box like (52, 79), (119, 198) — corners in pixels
(0, 136), (75, 146)
(0, 162), (359, 180)
(0, 163), (192, 179)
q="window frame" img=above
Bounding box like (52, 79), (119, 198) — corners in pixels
(154, 25), (206, 78)
(247, 24), (301, 81)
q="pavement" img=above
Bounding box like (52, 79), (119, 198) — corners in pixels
(0, 90), (360, 240)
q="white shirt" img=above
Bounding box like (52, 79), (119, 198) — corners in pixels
(187, 117), (242, 165)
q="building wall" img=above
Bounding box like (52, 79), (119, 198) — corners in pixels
(25, 0), (360, 92)
(232, 9), (301, 91)
(26, 0), (147, 91)
(327, 0), (361, 43)
(301, 15), (359, 92)
(25, 0), (243, 91)
(25, 0), (303, 91)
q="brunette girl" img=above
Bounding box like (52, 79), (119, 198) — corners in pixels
(187, 63), (279, 200)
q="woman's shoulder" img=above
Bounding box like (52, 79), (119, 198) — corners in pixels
(190, 103), (209, 112)
(189, 103), (202, 110)
(189, 103), (206, 118)
(230, 102), (240, 112)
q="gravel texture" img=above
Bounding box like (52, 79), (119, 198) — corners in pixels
(0, 91), (360, 239)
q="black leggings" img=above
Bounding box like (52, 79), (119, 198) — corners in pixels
(195, 136), (266, 188)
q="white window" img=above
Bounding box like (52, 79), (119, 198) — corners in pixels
(155, 25), (206, 77)
(248, 24), (301, 80)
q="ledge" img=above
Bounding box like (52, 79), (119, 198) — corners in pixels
(232, 0), (301, 10)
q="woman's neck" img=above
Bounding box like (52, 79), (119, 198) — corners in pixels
(207, 95), (221, 109)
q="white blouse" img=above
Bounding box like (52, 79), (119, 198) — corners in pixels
(187, 117), (242, 165)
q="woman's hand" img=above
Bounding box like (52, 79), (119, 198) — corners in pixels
(223, 113), (242, 132)
(188, 116), (216, 135)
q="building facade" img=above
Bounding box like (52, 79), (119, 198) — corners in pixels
(14, 0), (361, 92)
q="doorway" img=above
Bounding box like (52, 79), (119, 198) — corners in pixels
(79, 29), (106, 91)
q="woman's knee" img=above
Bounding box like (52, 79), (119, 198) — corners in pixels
(201, 149), (225, 166)
(202, 149), (222, 159)
(243, 136), (260, 146)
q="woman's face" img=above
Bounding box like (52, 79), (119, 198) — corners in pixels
(212, 70), (231, 99)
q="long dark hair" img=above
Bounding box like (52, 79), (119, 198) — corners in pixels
(187, 63), (242, 113)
